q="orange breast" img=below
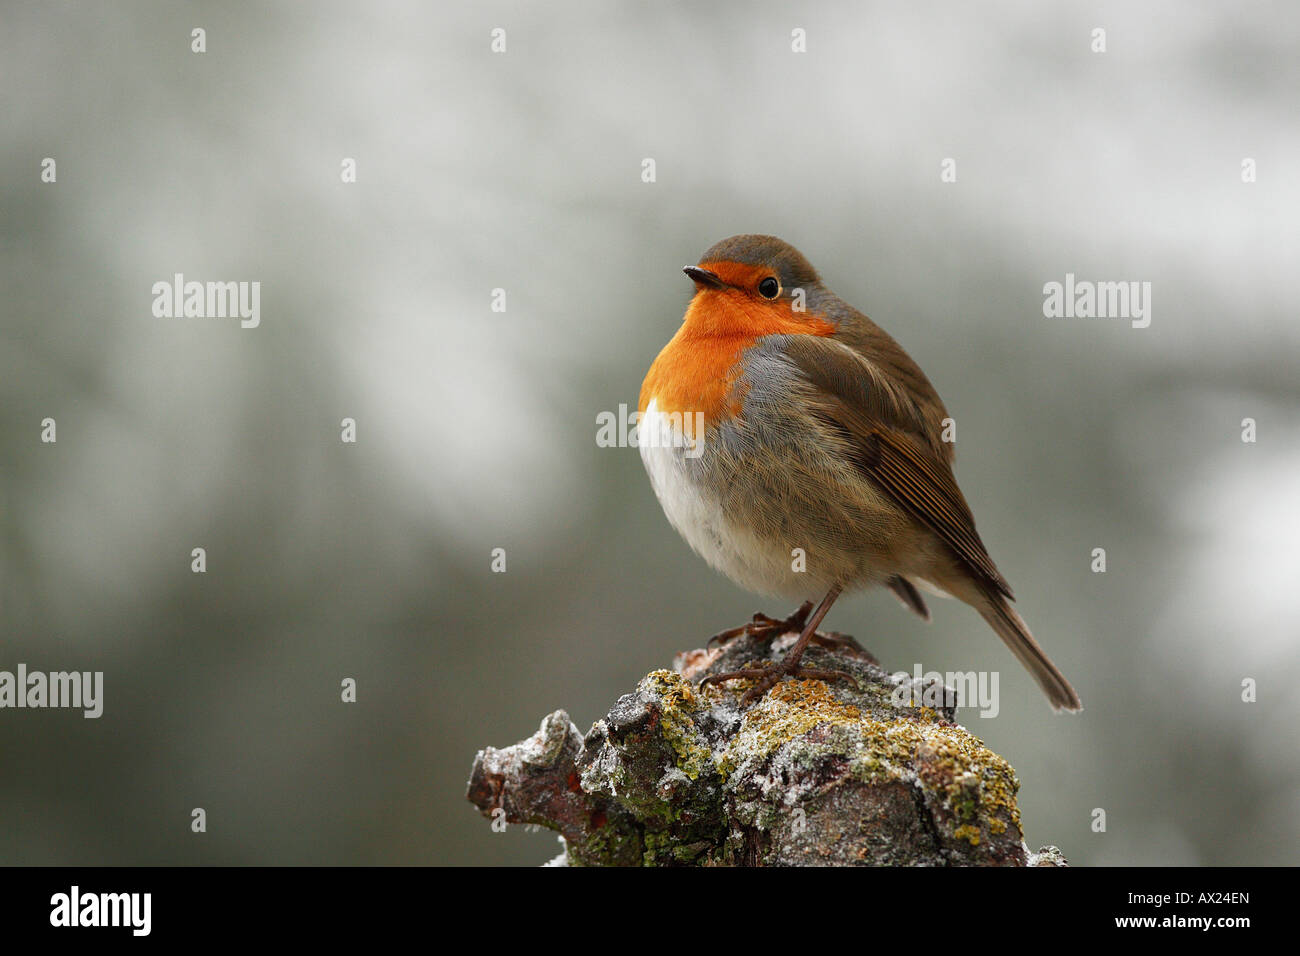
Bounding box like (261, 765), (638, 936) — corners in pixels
(638, 288), (835, 430)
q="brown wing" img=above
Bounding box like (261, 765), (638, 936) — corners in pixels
(781, 335), (1013, 600)
(812, 314), (957, 464)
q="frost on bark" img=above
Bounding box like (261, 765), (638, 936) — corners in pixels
(466, 633), (1069, 867)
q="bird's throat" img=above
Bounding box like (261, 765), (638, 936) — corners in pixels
(638, 290), (835, 428)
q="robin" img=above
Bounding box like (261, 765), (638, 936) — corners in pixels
(638, 235), (1082, 712)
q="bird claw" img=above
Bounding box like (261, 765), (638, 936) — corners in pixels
(706, 606), (867, 661)
(808, 630), (866, 653)
(706, 601), (815, 649)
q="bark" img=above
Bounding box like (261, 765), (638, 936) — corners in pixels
(466, 632), (1069, 866)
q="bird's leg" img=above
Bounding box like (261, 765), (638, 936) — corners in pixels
(700, 584), (858, 705)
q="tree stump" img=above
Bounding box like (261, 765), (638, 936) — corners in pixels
(467, 632), (1069, 866)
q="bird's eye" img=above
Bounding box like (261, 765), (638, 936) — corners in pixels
(758, 277), (780, 299)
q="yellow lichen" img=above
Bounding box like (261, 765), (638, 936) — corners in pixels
(706, 677), (1021, 839)
(713, 679), (865, 778)
(643, 671), (713, 780)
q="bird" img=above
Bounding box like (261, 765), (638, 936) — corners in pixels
(637, 234), (1082, 712)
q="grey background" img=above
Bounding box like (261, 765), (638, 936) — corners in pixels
(2, 1), (1296, 866)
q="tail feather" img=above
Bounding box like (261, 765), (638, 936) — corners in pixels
(976, 592), (1082, 712)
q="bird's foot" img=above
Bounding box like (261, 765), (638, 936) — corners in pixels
(707, 602), (866, 655)
(707, 601), (818, 649)
(699, 661), (858, 706)
(807, 630), (867, 654)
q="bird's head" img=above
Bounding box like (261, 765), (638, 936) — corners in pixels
(679, 235), (832, 338)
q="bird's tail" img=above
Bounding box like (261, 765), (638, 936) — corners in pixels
(975, 591), (1082, 712)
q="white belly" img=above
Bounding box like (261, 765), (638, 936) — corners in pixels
(638, 400), (818, 598)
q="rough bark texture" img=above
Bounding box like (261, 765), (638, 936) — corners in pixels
(466, 632), (1069, 866)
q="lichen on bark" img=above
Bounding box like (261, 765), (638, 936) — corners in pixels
(466, 632), (1068, 866)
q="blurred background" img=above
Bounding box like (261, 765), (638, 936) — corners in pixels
(2, 1), (1297, 866)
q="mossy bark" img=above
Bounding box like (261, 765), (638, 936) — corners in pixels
(467, 634), (1068, 866)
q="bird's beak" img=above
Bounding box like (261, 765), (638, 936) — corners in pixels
(683, 265), (724, 289)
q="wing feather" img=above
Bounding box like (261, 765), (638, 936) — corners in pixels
(779, 335), (1013, 600)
